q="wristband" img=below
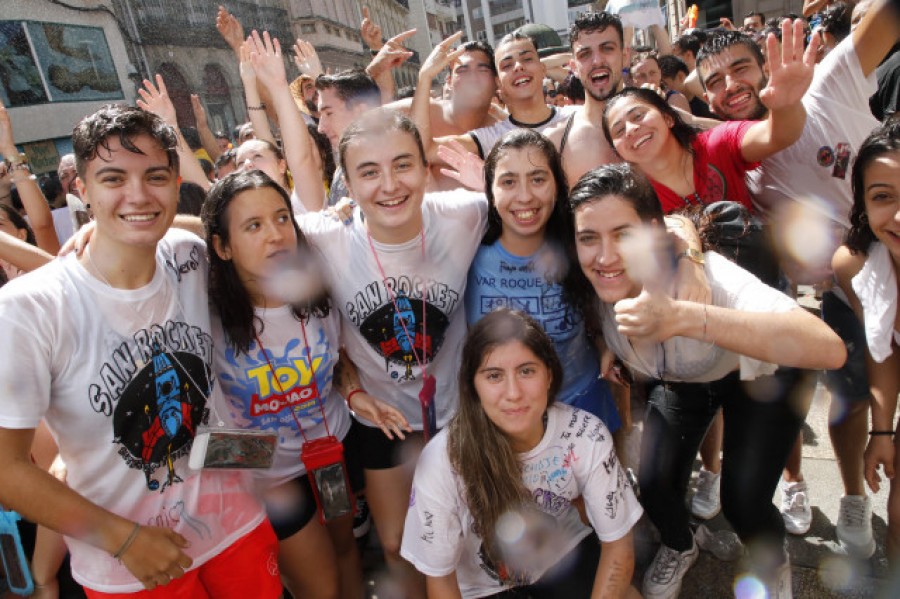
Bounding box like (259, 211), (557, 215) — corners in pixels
(869, 430), (895, 436)
(346, 388), (364, 411)
(247, 104), (266, 111)
(112, 522), (141, 561)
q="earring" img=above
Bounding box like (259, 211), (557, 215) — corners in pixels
(860, 213), (869, 224)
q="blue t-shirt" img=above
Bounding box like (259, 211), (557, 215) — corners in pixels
(465, 241), (621, 432)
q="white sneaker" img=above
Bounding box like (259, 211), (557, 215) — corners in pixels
(691, 468), (721, 519)
(836, 495), (876, 558)
(643, 541), (699, 598)
(695, 524), (743, 561)
(781, 480), (812, 535)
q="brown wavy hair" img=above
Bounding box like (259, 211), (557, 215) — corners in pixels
(447, 308), (562, 577)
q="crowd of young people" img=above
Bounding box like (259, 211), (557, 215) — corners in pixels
(0, 2), (899, 598)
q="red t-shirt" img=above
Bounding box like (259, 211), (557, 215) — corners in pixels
(651, 120), (760, 214)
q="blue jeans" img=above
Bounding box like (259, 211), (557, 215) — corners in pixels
(638, 368), (815, 552)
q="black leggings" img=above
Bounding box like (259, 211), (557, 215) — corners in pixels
(488, 533), (601, 599)
(638, 368), (814, 553)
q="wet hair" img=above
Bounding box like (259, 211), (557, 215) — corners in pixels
(202, 170), (330, 354)
(447, 307), (562, 574)
(236, 139), (289, 189)
(744, 11), (765, 24)
(563, 163), (663, 339)
(177, 182), (206, 216)
(307, 124), (336, 186)
(846, 119), (900, 255)
(215, 148), (237, 176)
(820, 2), (852, 43)
(315, 69), (381, 110)
(337, 108), (427, 176)
(569, 11), (625, 48)
(482, 130), (571, 255)
(496, 31), (538, 55)
(658, 54), (690, 79)
(461, 40), (498, 76)
(0, 204), (36, 246)
(672, 33), (702, 58)
(696, 30), (765, 87)
(602, 87), (698, 154)
(181, 127), (202, 151)
(72, 104), (178, 178)
(560, 70), (585, 102)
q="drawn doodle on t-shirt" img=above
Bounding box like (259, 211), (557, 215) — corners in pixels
(358, 292), (449, 381)
(113, 342), (210, 492)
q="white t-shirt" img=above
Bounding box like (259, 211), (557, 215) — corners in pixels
(469, 106), (577, 159)
(296, 190), (488, 430)
(0, 229), (264, 592)
(602, 252), (799, 382)
(213, 305), (351, 488)
(401, 403), (642, 599)
(747, 37), (879, 230)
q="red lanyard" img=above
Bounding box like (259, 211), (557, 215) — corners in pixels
(365, 228), (428, 380)
(253, 316), (331, 442)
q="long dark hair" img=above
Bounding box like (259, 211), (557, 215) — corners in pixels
(0, 204), (36, 246)
(846, 119), (900, 255)
(202, 170), (330, 354)
(482, 129), (571, 254)
(447, 308), (562, 575)
(562, 164), (663, 340)
(602, 87), (698, 155)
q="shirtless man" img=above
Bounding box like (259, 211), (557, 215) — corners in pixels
(544, 12), (625, 188)
(387, 40), (502, 189)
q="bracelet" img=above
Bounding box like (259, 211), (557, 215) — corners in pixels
(346, 388), (365, 411)
(701, 303), (708, 341)
(869, 430), (895, 436)
(112, 522), (141, 561)
(247, 104), (266, 111)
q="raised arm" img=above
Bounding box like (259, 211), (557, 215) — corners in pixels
(248, 31), (324, 211)
(741, 19), (820, 163)
(0, 100), (59, 254)
(854, 0), (900, 77)
(190, 95), (222, 162)
(0, 230), (52, 273)
(238, 40), (276, 145)
(136, 75), (211, 191)
(412, 34), (477, 165)
(366, 29), (416, 104)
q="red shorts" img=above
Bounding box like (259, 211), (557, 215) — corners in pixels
(85, 521), (281, 599)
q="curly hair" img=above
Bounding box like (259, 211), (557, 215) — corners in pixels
(846, 119), (900, 255)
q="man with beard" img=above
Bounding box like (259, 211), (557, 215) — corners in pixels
(544, 12), (625, 188)
(695, 0), (900, 558)
(290, 74), (320, 125)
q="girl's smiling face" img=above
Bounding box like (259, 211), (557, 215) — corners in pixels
(863, 151), (900, 257)
(605, 96), (674, 165)
(490, 146), (557, 255)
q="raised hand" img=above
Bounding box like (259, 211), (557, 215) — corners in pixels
(136, 74), (178, 126)
(419, 31), (465, 83)
(0, 97), (18, 156)
(360, 6), (384, 51)
(759, 18), (820, 111)
(437, 139), (485, 192)
(367, 29), (416, 78)
(292, 38), (323, 77)
(247, 30), (288, 89)
(190, 94), (208, 129)
(215, 5), (245, 52)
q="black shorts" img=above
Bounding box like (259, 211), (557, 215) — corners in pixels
(265, 421), (366, 540)
(354, 419), (428, 470)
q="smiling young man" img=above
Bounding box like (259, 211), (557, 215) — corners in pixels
(0, 105), (279, 598)
(543, 12), (625, 188)
(696, 0), (900, 557)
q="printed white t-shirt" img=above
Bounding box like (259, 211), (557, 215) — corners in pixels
(401, 403), (642, 598)
(213, 305), (351, 488)
(296, 190), (488, 430)
(0, 229), (264, 592)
